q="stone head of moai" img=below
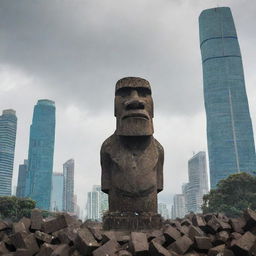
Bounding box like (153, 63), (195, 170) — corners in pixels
(101, 77), (164, 230)
(114, 77), (154, 136)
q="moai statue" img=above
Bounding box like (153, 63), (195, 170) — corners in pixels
(101, 77), (164, 230)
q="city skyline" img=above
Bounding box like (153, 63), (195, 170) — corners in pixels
(1, 1), (256, 210)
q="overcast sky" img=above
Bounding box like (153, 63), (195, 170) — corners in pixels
(1, 0), (256, 217)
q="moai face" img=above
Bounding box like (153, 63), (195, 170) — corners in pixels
(115, 77), (154, 136)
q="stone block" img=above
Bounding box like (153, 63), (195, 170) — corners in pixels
(229, 217), (246, 234)
(163, 226), (181, 245)
(149, 240), (172, 256)
(88, 227), (103, 242)
(231, 231), (256, 255)
(13, 222), (27, 234)
(35, 230), (53, 243)
(23, 234), (39, 254)
(192, 215), (206, 228)
(36, 243), (57, 256)
(20, 218), (31, 233)
(244, 208), (256, 230)
(167, 235), (193, 255)
(188, 225), (204, 241)
(75, 227), (99, 255)
(0, 221), (8, 231)
(0, 240), (9, 254)
(194, 236), (212, 250)
(214, 231), (229, 245)
(42, 215), (68, 234)
(14, 248), (33, 256)
(130, 232), (149, 256)
(10, 232), (27, 248)
(118, 250), (132, 256)
(92, 240), (120, 256)
(51, 244), (70, 256)
(30, 209), (43, 230)
(208, 244), (225, 256)
(151, 235), (166, 245)
(102, 231), (116, 244)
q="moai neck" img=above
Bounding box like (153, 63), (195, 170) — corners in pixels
(119, 135), (153, 151)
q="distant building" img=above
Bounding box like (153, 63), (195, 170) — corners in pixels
(51, 173), (64, 212)
(73, 194), (81, 219)
(158, 203), (169, 219)
(86, 185), (108, 221)
(184, 152), (209, 213)
(172, 194), (186, 219)
(26, 100), (56, 210)
(199, 7), (256, 188)
(63, 159), (75, 213)
(16, 160), (28, 198)
(0, 109), (17, 196)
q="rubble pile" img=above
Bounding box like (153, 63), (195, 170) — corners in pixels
(1, 208), (256, 255)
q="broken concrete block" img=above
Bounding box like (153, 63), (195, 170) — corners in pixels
(151, 235), (166, 245)
(102, 231), (116, 244)
(35, 230), (53, 243)
(10, 232), (27, 248)
(75, 227), (100, 255)
(214, 231), (229, 245)
(118, 250), (132, 256)
(163, 226), (181, 245)
(149, 240), (172, 256)
(188, 225), (204, 241)
(208, 244), (225, 256)
(130, 232), (149, 256)
(229, 217), (246, 234)
(244, 208), (256, 230)
(13, 222), (27, 234)
(51, 244), (70, 256)
(194, 236), (212, 250)
(92, 240), (120, 256)
(42, 215), (68, 234)
(88, 227), (103, 242)
(167, 235), (193, 255)
(231, 231), (256, 255)
(30, 209), (43, 230)
(20, 218), (31, 233)
(36, 243), (57, 256)
(0, 241), (9, 254)
(23, 234), (39, 254)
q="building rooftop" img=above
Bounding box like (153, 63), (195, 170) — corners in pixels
(37, 99), (55, 106)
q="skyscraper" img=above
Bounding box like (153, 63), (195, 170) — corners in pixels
(158, 202), (170, 219)
(16, 160), (28, 198)
(86, 185), (108, 221)
(0, 109), (17, 196)
(26, 100), (56, 210)
(63, 159), (74, 213)
(186, 152), (209, 213)
(172, 194), (186, 219)
(51, 173), (64, 212)
(199, 7), (256, 188)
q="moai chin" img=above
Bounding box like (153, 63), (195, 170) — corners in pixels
(101, 77), (164, 230)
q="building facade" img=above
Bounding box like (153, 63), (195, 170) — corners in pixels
(51, 173), (64, 212)
(172, 194), (186, 219)
(63, 159), (75, 213)
(86, 185), (108, 221)
(26, 100), (56, 210)
(158, 202), (170, 219)
(199, 7), (256, 188)
(0, 109), (17, 196)
(16, 160), (28, 198)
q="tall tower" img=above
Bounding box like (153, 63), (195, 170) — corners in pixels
(0, 109), (17, 196)
(27, 100), (55, 210)
(199, 7), (256, 188)
(16, 159), (28, 198)
(51, 172), (64, 212)
(63, 159), (74, 213)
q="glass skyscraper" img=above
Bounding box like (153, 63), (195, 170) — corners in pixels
(27, 100), (56, 210)
(63, 159), (74, 213)
(199, 7), (256, 188)
(51, 173), (64, 212)
(0, 109), (17, 196)
(16, 159), (28, 198)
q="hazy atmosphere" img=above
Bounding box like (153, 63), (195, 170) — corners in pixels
(1, 0), (255, 215)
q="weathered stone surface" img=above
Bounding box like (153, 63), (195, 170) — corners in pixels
(163, 226), (181, 245)
(167, 235), (193, 255)
(42, 215), (68, 234)
(51, 244), (70, 256)
(229, 218), (246, 234)
(36, 243), (57, 256)
(0, 220), (9, 231)
(13, 222), (27, 234)
(102, 231), (116, 243)
(92, 240), (120, 256)
(35, 230), (53, 243)
(244, 208), (256, 231)
(188, 225), (204, 241)
(20, 218), (31, 233)
(101, 77), (164, 230)
(194, 236), (212, 250)
(118, 250), (132, 256)
(149, 240), (171, 256)
(208, 244), (225, 256)
(75, 227), (99, 255)
(214, 231), (229, 245)
(0, 240), (9, 254)
(231, 231), (256, 255)
(30, 209), (42, 230)
(130, 232), (149, 256)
